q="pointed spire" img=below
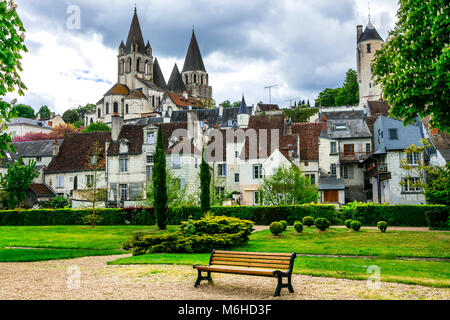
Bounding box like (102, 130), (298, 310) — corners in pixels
(182, 29), (206, 72)
(125, 8), (146, 54)
(239, 95), (248, 114)
(153, 58), (167, 90)
(167, 64), (187, 94)
(358, 20), (383, 43)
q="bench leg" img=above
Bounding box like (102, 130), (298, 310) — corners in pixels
(194, 270), (213, 287)
(288, 275), (294, 293)
(207, 271), (214, 285)
(273, 274), (294, 297)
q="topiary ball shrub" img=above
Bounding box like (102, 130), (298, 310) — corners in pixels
(377, 221), (388, 233)
(302, 216), (315, 227)
(269, 221), (284, 236)
(314, 218), (330, 231)
(345, 219), (353, 228)
(280, 220), (288, 231)
(293, 221), (303, 233)
(350, 220), (362, 231)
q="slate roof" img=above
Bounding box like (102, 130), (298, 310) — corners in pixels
(320, 110), (365, 120)
(167, 64), (187, 94)
(13, 139), (63, 157)
(8, 118), (51, 129)
(124, 8), (147, 54)
(358, 21), (384, 43)
(239, 95), (249, 114)
(0, 150), (18, 168)
(182, 29), (206, 72)
(292, 123), (321, 161)
(107, 124), (146, 156)
(152, 58), (167, 90)
(318, 176), (345, 190)
(321, 118), (372, 139)
(46, 131), (111, 173)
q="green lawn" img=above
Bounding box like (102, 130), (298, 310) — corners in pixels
(0, 248), (123, 262)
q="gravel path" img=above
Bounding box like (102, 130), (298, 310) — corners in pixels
(0, 255), (448, 300)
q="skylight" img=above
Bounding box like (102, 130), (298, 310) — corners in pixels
(335, 123), (347, 131)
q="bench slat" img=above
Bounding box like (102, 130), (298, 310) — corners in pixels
(212, 257), (290, 265)
(213, 253), (292, 261)
(214, 250), (292, 257)
(211, 261), (289, 269)
(195, 265), (277, 276)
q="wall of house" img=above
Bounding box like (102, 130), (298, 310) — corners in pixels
(45, 171), (106, 197)
(6, 124), (52, 138)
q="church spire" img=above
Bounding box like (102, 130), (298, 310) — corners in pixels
(125, 8), (146, 54)
(238, 94), (248, 114)
(168, 63), (187, 94)
(182, 29), (206, 72)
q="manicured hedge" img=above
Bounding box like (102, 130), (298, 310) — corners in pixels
(342, 203), (449, 227)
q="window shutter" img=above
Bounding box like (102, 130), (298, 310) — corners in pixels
(348, 165), (354, 179)
(128, 183), (143, 201)
(110, 183), (117, 201)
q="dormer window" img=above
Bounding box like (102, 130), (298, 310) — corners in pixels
(119, 139), (129, 154)
(335, 123), (347, 131)
(147, 132), (155, 144)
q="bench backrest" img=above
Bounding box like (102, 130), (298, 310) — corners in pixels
(210, 250), (296, 273)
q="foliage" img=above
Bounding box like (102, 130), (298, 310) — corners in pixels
(73, 119), (85, 129)
(183, 216), (196, 235)
(75, 103), (95, 120)
(153, 125), (167, 230)
(425, 163), (450, 205)
(61, 109), (79, 124)
(425, 207), (449, 230)
(345, 219), (353, 229)
(0, 0), (27, 156)
(283, 107), (319, 123)
(372, 0), (449, 132)
(350, 220), (362, 231)
(293, 221), (303, 233)
(334, 69), (359, 106)
(269, 221), (283, 236)
(200, 149), (211, 213)
(302, 216), (315, 227)
(81, 121), (110, 133)
(41, 196), (70, 209)
(314, 218), (330, 231)
(315, 88), (340, 107)
(38, 105), (51, 119)
(377, 221), (388, 233)
(0, 158), (39, 209)
(125, 216), (254, 254)
(144, 169), (197, 208)
(280, 220), (288, 231)
(12, 104), (34, 118)
(258, 166), (318, 205)
(220, 100), (241, 108)
(12, 123), (79, 142)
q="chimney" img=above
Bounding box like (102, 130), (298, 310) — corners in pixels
(183, 91), (188, 100)
(285, 116), (292, 135)
(52, 139), (60, 156)
(320, 114), (327, 131)
(219, 105), (223, 117)
(357, 25), (363, 43)
(111, 114), (123, 141)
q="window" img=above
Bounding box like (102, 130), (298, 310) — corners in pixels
(56, 176), (64, 188)
(344, 144), (354, 155)
(330, 142), (337, 154)
(235, 151), (239, 158)
(147, 133), (155, 144)
(152, 96), (155, 107)
(335, 123), (347, 131)
(146, 155), (153, 163)
(215, 187), (225, 197)
(194, 158), (198, 169)
(172, 155), (181, 168)
(389, 128), (398, 140)
(342, 165), (349, 179)
(126, 104), (129, 114)
(181, 178), (186, 190)
(90, 155), (97, 165)
(113, 102), (119, 114)
(235, 173), (240, 182)
(105, 103), (109, 114)
(228, 120), (233, 127)
(407, 152), (421, 165)
(367, 43), (371, 53)
(146, 166), (153, 181)
(185, 75), (188, 84)
(86, 175), (93, 187)
(306, 174), (315, 185)
(253, 164), (263, 179)
(193, 74), (197, 83)
(98, 109), (101, 118)
(136, 58), (140, 72)
(120, 156), (128, 173)
(366, 143), (371, 153)
(330, 163), (337, 176)
(254, 191), (262, 206)
(304, 162), (309, 166)
(403, 177), (422, 193)
(36, 156), (42, 162)
(217, 164), (227, 177)
(120, 184), (128, 202)
(369, 83), (372, 88)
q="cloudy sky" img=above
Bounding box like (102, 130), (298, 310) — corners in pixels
(12, 0), (399, 115)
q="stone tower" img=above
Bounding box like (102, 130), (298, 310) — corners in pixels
(181, 29), (212, 101)
(356, 20), (384, 106)
(118, 8), (153, 90)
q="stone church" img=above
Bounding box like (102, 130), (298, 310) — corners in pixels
(88, 8), (213, 125)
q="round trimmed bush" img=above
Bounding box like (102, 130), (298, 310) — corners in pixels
(314, 218), (330, 231)
(377, 221), (388, 233)
(269, 221), (283, 236)
(280, 220), (288, 231)
(345, 219), (353, 228)
(293, 221), (303, 233)
(350, 220), (362, 231)
(302, 216), (315, 227)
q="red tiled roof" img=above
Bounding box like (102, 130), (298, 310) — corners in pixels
(104, 83), (130, 96)
(126, 90), (147, 99)
(292, 123), (321, 161)
(368, 100), (390, 117)
(167, 92), (201, 108)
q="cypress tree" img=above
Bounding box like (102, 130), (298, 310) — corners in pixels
(153, 125), (167, 229)
(200, 149), (211, 213)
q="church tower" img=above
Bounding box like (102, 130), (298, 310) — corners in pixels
(118, 8), (153, 90)
(181, 29), (212, 102)
(356, 19), (384, 106)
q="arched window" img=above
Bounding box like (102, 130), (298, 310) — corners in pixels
(136, 58), (141, 72)
(126, 104), (129, 114)
(185, 74), (189, 84)
(105, 103), (109, 114)
(90, 118), (93, 124)
(193, 74), (197, 83)
(152, 96), (155, 107)
(98, 109), (101, 117)
(128, 59), (132, 72)
(145, 61), (149, 74)
(201, 75), (204, 85)
(113, 102), (119, 114)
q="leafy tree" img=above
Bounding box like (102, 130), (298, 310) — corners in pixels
(38, 105), (51, 119)
(153, 125), (167, 230)
(258, 165), (319, 205)
(315, 88), (340, 107)
(0, 0), (27, 156)
(424, 163), (449, 205)
(73, 119), (85, 129)
(221, 100), (241, 108)
(144, 169), (196, 207)
(62, 109), (79, 124)
(200, 149), (211, 213)
(0, 158), (39, 209)
(283, 107), (319, 123)
(75, 103), (96, 120)
(335, 69), (359, 106)
(12, 104), (35, 118)
(372, 0), (449, 132)
(82, 122), (110, 133)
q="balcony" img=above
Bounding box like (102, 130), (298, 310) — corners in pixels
(365, 163), (391, 181)
(339, 151), (371, 163)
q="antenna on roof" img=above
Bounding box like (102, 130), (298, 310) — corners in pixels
(264, 84), (278, 104)
(368, 1), (371, 22)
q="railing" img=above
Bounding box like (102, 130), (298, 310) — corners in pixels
(339, 151), (371, 162)
(365, 163), (391, 180)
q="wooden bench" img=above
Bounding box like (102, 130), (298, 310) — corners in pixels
(193, 250), (297, 297)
